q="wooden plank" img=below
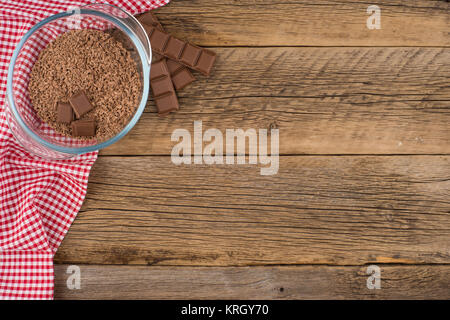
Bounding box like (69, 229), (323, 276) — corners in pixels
(54, 156), (450, 266)
(102, 47), (450, 155)
(154, 0), (450, 46)
(54, 264), (450, 299)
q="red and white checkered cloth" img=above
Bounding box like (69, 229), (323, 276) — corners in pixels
(0, 0), (169, 300)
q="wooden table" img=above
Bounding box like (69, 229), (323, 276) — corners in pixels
(54, 0), (450, 299)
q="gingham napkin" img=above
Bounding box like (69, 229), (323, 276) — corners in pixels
(0, 0), (169, 300)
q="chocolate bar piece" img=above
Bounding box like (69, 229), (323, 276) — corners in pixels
(143, 24), (216, 76)
(166, 59), (183, 74)
(155, 93), (179, 115)
(138, 12), (195, 90)
(149, 28), (170, 52)
(197, 50), (217, 75)
(150, 59), (168, 79)
(179, 43), (201, 66)
(150, 59), (179, 115)
(151, 76), (173, 97)
(171, 69), (196, 90)
(138, 12), (165, 61)
(165, 37), (186, 60)
(69, 91), (94, 118)
(56, 101), (74, 123)
(137, 10), (161, 26)
(165, 59), (196, 90)
(71, 119), (96, 136)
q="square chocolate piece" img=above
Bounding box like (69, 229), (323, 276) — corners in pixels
(155, 92), (179, 115)
(152, 52), (164, 62)
(164, 37), (186, 60)
(171, 68), (196, 90)
(71, 119), (96, 137)
(166, 59), (184, 75)
(180, 43), (202, 67)
(150, 60), (169, 80)
(196, 49), (217, 76)
(69, 91), (94, 118)
(137, 12), (158, 27)
(141, 24), (155, 37)
(151, 76), (173, 97)
(56, 102), (74, 123)
(150, 28), (169, 52)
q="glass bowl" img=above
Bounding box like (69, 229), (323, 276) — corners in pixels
(4, 3), (151, 159)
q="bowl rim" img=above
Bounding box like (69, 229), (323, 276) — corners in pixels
(6, 5), (151, 155)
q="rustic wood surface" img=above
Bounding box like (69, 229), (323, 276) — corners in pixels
(55, 0), (450, 299)
(55, 156), (450, 266)
(55, 265), (450, 299)
(102, 47), (450, 155)
(156, 0), (450, 47)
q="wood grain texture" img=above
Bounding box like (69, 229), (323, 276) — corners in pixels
(154, 0), (450, 46)
(54, 264), (450, 299)
(52, 1), (450, 300)
(54, 156), (450, 266)
(102, 47), (450, 155)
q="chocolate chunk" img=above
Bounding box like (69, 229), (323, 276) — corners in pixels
(151, 76), (173, 97)
(164, 37), (186, 60)
(150, 59), (179, 115)
(56, 101), (74, 123)
(150, 59), (169, 80)
(171, 68), (196, 90)
(149, 28), (169, 52)
(196, 49), (217, 76)
(71, 119), (96, 136)
(137, 11), (159, 27)
(152, 52), (164, 63)
(166, 59), (184, 74)
(138, 12), (163, 62)
(69, 91), (94, 118)
(155, 92), (179, 115)
(141, 23), (155, 38)
(180, 43), (202, 67)
(141, 24), (216, 76)
(138, 12), (196, 87)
